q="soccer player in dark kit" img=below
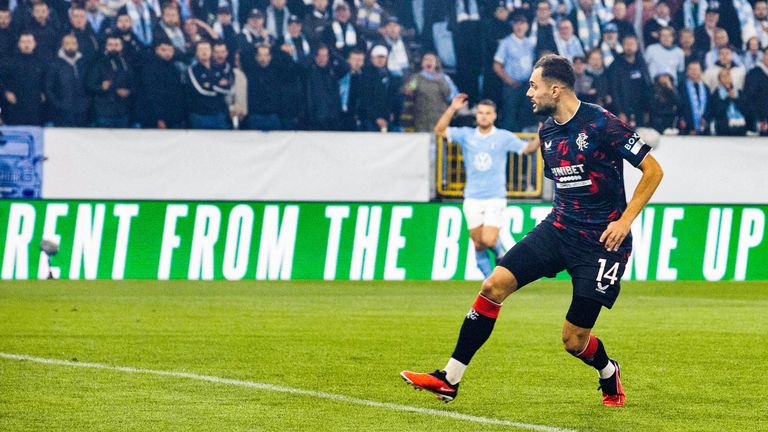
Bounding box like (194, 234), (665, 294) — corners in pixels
(401, 54), (663, 407)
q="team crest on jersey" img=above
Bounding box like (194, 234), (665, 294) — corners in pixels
(473, 152), (493, 171)
(576, 132), (589, 151)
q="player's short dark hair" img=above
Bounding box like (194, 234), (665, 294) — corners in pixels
(477, 99), (496, 110)
(533, 54), (575, 89)
(348, 48), (365, 58)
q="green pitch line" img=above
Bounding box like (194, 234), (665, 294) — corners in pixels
(0, 281), (766, 432)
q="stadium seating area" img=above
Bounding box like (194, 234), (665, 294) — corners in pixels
(0, 0), (767, 135)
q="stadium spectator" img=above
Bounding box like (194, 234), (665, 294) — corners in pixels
(1, 33), (46, 126)
(742, 37), (764, 72)
(451, 0), (483, 104)
(25, 2), (60, 62)
(550, 0), (573, 18)
(573, 55), (598, 103)
(356, 0), (387, 42)
(278, 14), (313, 66)
(678, 60), (709, 135)
(238, 8), (273, 68)
(643, 0), (674, 47)
(693, 5), (719, 54)
(187, 40), (232, 129)
(554, 18), (584, 63)
(339, 48), (366, 131)
(716, 0), (747, 49)
(494, 13), (535, 132)
(86, 35), (134, 128)
(703, 45), (745, 91)
(243, 44), (283, 130)
(645, 26), (684, 83)
(704, 28), (742, 68)
(66, 6), (100, 64)
(0, 8), (14, 62)
(706, 67), (748, 135)
(266, 0), (291, 40)
(607, 1), (634, 41)
(106, 8), (146, 71)
(482, 5), (512, 107)
(274, 44), (307, 130)
(679, 28), (703, 66)
(140, 40), (186, 129)
(751, 0), (768, 49)
(406, 51), (457, 132)
(531, 0), (558, 59)
(674, 0), (708, 30)
(303, 0), (331, 46)
(598, 22), (622, 68)
(45, 34), (90, 127)
(650, 73), (681, 133)
(305, 44), (343, 130)
(585, 48), (608, 105)
(322, 2), (364, 58)
(606, 34), (651, 127)
(743, 47), (768, 135)
(83, 0), (108, 34)
(358, 44), (394, 132)
(154, 3), (189, 62)
(124, 0), (157, 47)
(381, 16), (408, 130)
(570, 0), (604, 51)
(213, 6), (240, 59)
(183, 17), (219, 52)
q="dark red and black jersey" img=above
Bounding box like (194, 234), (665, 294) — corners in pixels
(538, 102), (651, 250)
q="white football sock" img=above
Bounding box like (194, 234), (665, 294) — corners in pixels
(443, 358), (467, 385)
(598, 361), (616, 379)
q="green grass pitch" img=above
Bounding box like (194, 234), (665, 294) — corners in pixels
(0, 280), (766, 431)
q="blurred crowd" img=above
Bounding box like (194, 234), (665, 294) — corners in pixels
(0, 0), (766, 135)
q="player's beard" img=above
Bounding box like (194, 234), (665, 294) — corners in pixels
(532, 100), (556, 116)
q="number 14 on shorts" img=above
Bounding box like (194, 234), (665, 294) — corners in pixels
(596, 259), (620, 293)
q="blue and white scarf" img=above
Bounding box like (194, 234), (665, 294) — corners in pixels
(682, 0), (707, 30)
(284, 34), (311, 62)
(576, 5), (603, 50)
(686, 79), (707, 131)
(600, 40), (622, 67)
(332, 21), (357, 50)
(717, 85), (746, 127)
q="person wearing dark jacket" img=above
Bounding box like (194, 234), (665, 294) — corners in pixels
(650, 73), (681, 133)
(605, 34), (651, 127)
(140, 41), (186, 128)
(104, 8), (147, 72)
(24, 2), (61, 62)
(744, 48), (768, 135)
(706, 68), (749, 136)
(338, 48), (365, 131)
(242, 43), (284, 130)
(321, 2), (365, 58)
(67, 5), (100, 65)
(0, 8), (14, 62)
(45, 34), (91, 127)
(358, 44), (393, 132)
(187, 40), (232, 129)
(305, 44), (343, 130)
(678, 60), (709, 135)
(86, 36), (134, 128)
(1, 33), (46, 125)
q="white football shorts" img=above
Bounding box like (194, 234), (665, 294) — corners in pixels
(462, 198), (507, 230)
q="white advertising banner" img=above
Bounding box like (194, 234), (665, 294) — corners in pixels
(624, 136), (768, 204)
(42, 129), (431, 201)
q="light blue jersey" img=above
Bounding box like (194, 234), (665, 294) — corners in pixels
(448, 126), (527, 199)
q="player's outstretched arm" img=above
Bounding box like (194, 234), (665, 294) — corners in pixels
(524, 135), (541, 154)
(434, 93), (468, 138)
(600, 154), (664, 251)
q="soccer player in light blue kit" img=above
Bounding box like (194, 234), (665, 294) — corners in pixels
(434, 93), (539, 277)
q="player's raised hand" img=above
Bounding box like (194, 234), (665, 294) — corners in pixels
(600, 219), (631, 252)
(450, 93), (469, 111)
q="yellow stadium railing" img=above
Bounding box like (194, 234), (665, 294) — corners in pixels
(436, 133), (544, 199)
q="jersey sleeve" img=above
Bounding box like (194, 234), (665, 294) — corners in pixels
(446, 127), (468, 145)
(603, 110), (652, 167)
(502, 130), (527, 154)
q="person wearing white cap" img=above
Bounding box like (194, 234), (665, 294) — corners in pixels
(359, 44), (393, 132)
